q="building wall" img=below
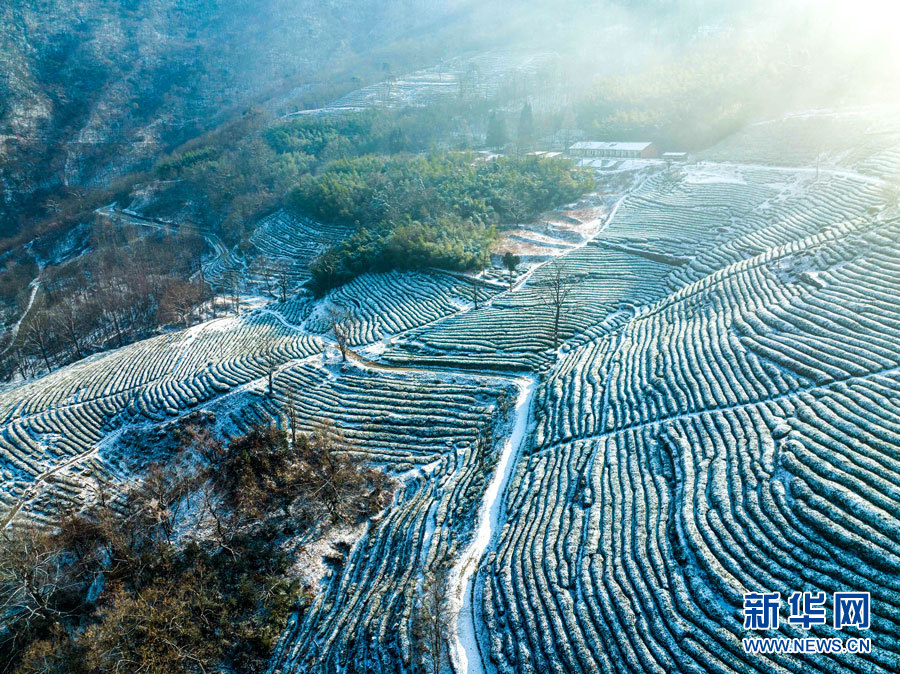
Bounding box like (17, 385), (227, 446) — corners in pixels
(574, 143), (658, 159)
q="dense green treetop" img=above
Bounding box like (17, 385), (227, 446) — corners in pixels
(288, 152), (593, 291)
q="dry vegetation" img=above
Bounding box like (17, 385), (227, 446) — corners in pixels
(0, 422), (393, 674)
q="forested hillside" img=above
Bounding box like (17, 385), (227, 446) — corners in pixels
(0, 0), (474, 241)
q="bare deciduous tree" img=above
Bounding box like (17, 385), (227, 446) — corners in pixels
(14, 346), (32, 380)
(133, 464), (193, 545)
(298, 421), (391, 524)
(413, 570), (452, 674)
(181, 423), (224, 465)
(259, 328), (281, 395)
(0, 527), (75, 639)
(22, 308), (56, 374)
(286, 389), (299, 446)
(328, 307), (351, 361)
(256, 256), (274, 297)
(225, 268), (241, 316)
(159, 280), (203, 327)
(275, 260), (290, 303)
(507, 194), (529, 228)
(541, 260), (572, 349)
(309, 422), (345, 519)
(52, 302), (82, 359)
(198, 480), (236, 554)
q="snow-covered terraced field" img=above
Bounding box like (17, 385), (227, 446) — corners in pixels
(250, 209), (353, 286)
(300, 270), (498, 346)
(238, 363), (521, 673)
(218, 358), (519, 674)
(4, 108), (900, 674)
(482, 215), (900, 674)
(0, 313), (324, 525)
(603, 163), (893, 288)
(382, 157), (895, 377)
(699, 107), (900, 170)
(227, 359), (509, 467)
(383, 245), (677, 372)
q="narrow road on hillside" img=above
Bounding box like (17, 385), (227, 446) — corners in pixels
(449, 376), (537, 674)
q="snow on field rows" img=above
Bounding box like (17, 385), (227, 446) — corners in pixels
(302, 270), (498, 347)
(482, 216), (900, 673)
(0, 313), (325, 524)
(472, 115), (900, 673)
(3, 108), (900, 673)
(249, 210), (353, 286)
(266, 363), (520, 673)
(262, 139), (900, 671)
(699, 105), (900, 171)
(386, 153), (896, 375)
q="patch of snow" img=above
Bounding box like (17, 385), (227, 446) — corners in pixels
(683, 165), (747, 185)
(201, 315), (243, 333)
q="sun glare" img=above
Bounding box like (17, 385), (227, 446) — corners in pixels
(820, 0), (900, 38)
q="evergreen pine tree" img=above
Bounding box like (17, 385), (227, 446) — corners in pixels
(517, 101), (535, 154)
(486, 112), (508, 150)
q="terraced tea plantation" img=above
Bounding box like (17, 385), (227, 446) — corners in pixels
(249, 210), (354, 287)
(3, 108), (900, 674)
(475, 112), (900, 674)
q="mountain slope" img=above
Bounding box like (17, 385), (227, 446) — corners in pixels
(0, 0), (475, 239)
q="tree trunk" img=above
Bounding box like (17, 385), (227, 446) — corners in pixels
(111, 310), (124, 347)
(553, 303), (561, 349)
(39, 342), (52, 372)
(68, 325), (81, 356)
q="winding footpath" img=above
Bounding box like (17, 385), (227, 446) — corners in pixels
(443, 178), (650, 672)
(449, 375), (537, 674)
(0, 272), (41, 359)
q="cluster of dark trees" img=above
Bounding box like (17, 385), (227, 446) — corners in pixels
(0, 421), (393, 674)
(295, 152), (593, 291)
(150, 104), (490, 246)
(7, 220), (209, 381)
(485, 101), (539, 154)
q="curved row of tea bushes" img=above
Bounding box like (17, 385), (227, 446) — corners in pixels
(250, 210), (353, 284)
(304, 271), (488, 346)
